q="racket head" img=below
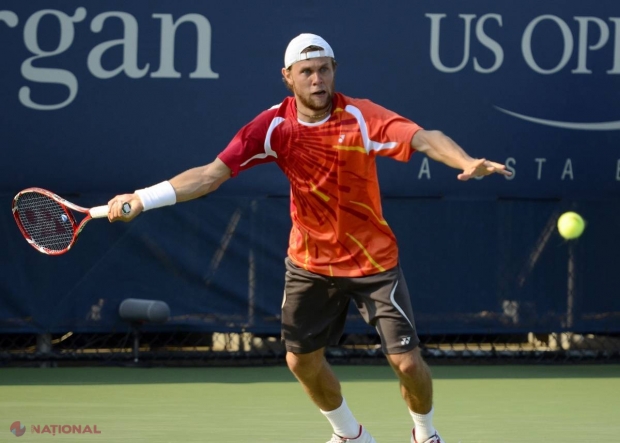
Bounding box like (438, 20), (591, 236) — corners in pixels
(12, 188), (82, 255)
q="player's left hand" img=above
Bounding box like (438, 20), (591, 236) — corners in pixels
(457, 158), (512, 181)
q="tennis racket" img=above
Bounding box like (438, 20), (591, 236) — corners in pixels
(12, 187), (131, 255)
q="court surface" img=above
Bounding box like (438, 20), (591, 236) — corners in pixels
(1, 364), (618, 442)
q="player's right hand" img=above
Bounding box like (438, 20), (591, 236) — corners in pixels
(107, 194), (144, 222)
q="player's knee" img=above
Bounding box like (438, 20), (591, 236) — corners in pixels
(286, 350), (324, 378)
(390, 348), (426, 378)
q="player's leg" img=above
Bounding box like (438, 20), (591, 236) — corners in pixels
(351, 265), (444, 443)
(286, 347), (342, 411)
(386, 349), (442, 443)
(282, 258), (376, 442)
(386, 347), (433, 413)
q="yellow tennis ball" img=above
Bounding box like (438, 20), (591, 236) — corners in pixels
(557, 211), (585, 239)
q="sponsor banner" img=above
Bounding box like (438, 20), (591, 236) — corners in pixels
(1, 2), (619, 337)
(0, 1), (618, 198)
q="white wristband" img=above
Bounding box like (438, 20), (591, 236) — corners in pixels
(135, 181), (177, 211)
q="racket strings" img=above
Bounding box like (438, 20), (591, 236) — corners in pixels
(15, 193), (74, 252)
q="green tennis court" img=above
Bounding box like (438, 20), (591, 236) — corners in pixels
(1, 364), (618, 442)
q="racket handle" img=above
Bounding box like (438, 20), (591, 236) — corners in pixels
(89, 205), (110, 218)
(88, 203), (131, 218)
(90, 203), (132, 219)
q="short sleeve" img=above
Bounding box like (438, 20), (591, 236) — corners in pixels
(350, 99), (422, 162)
(218, 108), (279, 177)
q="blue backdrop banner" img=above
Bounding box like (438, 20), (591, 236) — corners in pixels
(1, 1), (618, 335)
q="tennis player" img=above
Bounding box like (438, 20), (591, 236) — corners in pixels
(108, 33), (512, 443)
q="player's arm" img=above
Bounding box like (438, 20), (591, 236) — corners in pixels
(411, 129), (511, 181)
(169, 158), (231, 202)
(107, 158), (232, 222)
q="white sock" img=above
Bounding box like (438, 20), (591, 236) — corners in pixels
(409, 407), (436, 442)
(320, 398), (360, 438)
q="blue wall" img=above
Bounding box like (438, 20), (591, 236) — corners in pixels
(1, 1), (619, 335)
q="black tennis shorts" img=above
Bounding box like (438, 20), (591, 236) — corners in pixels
(281, 257), (420, 355)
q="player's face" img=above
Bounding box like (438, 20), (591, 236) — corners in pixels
(284, 57), (335, 112)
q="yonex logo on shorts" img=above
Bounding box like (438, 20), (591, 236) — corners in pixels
(401, 336), (411, 346)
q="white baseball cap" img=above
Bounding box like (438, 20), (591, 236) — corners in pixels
(284, 33), (335, 69)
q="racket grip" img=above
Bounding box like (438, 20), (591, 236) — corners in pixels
(90, 203), (131, 219)
(89, 205), (110, 218)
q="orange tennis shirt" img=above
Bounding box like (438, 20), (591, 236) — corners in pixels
(219, 93), (422, 277)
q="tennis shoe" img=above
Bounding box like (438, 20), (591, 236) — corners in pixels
(326, 425), (376, 443)
(411, 429), (444, 443)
